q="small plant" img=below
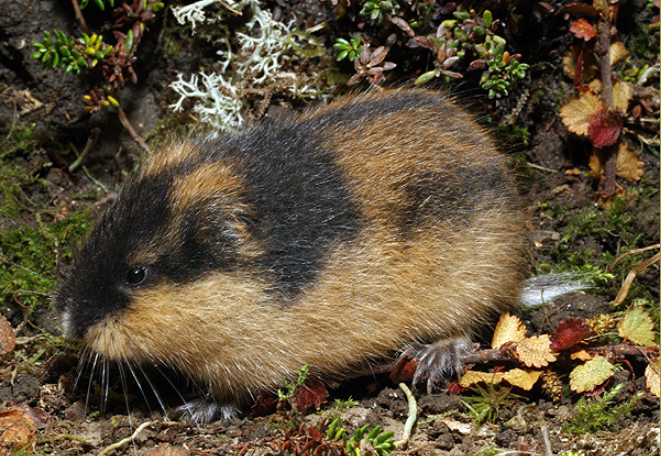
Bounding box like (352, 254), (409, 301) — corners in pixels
(327, 418), (396, 456)
(31, 0), (165, 152)
(460, 382), (522, 427)
(562, 383), (643, 434)
(333, 396), (358, 412)
(278, 364), (310, 403)
(334, 35), (363, 62)
(360, 0), (400, 25)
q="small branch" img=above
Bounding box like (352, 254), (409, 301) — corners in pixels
(99, 420), (153, 455)
(70, 0), (90, 34)
(116, 105), (151, 154)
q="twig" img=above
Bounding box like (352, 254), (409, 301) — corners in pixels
(610, 252), (660, 307)
(607, 243), (660, 271)
(70, 0), (90, 34)
(117, 105), (151, 154)
(99, 420), (153, 455)
(69, 127), (100, 172)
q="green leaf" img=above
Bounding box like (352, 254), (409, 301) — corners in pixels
(483, 10), (493, 28)
(415, 70), (436, 85)
(124, 29), (134, 53)
(93, 0), (105, 10)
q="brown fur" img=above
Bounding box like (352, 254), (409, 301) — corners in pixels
(59, 89), (527, 419)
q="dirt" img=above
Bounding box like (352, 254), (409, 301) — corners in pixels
(0, 0), (659, 455)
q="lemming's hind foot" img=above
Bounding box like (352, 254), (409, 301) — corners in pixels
(173, 398), (239, 424)
(398, 336), (477, 394)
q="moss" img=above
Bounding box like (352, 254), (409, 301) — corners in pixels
(0, 209), (94, 312)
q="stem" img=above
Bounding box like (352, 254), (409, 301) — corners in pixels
(116, 105), (151, 154)
(70, 0), (90, 34)
(595, 2), (619, 197)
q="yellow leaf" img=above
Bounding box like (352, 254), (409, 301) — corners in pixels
(569, 355), (615, 393)
(503, 369), (542, 391)
(645, 361), (659, 397)
(618, 305), (656, 346)
(593, 0), (608, 12)
(609, 41), (629, 66)
(459, 370), (504, 388)
(560, 90), (602, 137)
(612, 81), (632, 112)
(562, 46), (580, 78)
(515, 335), (557, 368)
(616, 142), (644, 182)
(492, 312), (527, 349)
(570, 349), (593, 361)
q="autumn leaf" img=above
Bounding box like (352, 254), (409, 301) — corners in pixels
(587, 109), (622, 148)
(515, 335), (557, 368)
(570, 349), (593, 361)
(617, 306), (656, 347)
(492, 312), (527, 349)
(560, 90), (602, 136)
(0, 315), (15, 355)
(296, 379), (329, 412)
(502, 369), (542, 391)
(645, 361), (659, 397)
(570, 19), (597, 41)
(613, 80), (632, 112)
(459, 370), (504, 387)
(609, 41), (629, 66)
(569, 355), (615, 393)
(615, 142), (644, 182)
(550, 318), (595, 352)
(0, 409), (35, 452)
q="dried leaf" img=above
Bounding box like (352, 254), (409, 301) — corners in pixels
(503, 369), (542, 390)
(0, 409), (35, 451)
(562, 46), (580, 78)
(570, 348), (593, 361)
(609, 41), (629, 66)
(593, 0), (608, 12)
(369, 46), (387, 66)
(550, 318), (595, 351)
(617, 305), (656, 346)
(645, 361), (659, 397)
(492, 312), (527, 349)
(569, 355), (615, 393)
(565, 2), (599, 16)
(391, 16), (414, 36)
(296, 379), (329, 412)
(0, 315), (15, 355)
(515, 335), (557, 368)
(560, 90), (602, 136)
(459, 370), (504, 387)
(570, 19), (597, 41)
(612, 81), (632, 112)
(615, 142), (644, 182)
(588, 109), (622, 148)
(142, 443), (190, 456)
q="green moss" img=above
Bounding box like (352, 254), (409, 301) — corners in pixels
(0, 209), (94, 312)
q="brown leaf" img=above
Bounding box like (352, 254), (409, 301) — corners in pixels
(0, 314), (15, 355)
(515, 335), (557, 368)
(564, 2), (599, 16)
(570, 19), (597, 41)
(369, 46), (388, 66)
(645, 361), (660, 397)
(588, 109), (622, 148)
(612, 81), (632, 113)
(0, 409), (35, 452)
(459, 370), (504, 387)
(503, 369), (542, 390)
(390, 16), (414, 36)
(143, 443), (190, 456)
(296, 379), (329, 412)
(560, 90), (602, 136)
(615, 142), (644, 182)
(492, 312), (527, 350)
(609, 41), (629, 66)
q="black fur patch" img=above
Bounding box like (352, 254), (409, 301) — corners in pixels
(199, 122), (364, 299)
(56, 172), (175, 338)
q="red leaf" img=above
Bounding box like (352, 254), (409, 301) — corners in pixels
(251, 392), (278, 418)
(550, 318), (595, 351)
(588, 109), (622, 148)
(295, 379), (329, 413)
(570, 19), (597, 41)
(446, 380), (466, 396)
(389, 355), (419, 383)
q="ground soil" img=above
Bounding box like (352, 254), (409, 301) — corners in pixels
(0, 0), (658, 455)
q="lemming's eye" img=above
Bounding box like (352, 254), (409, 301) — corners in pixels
(126, 265), (147, 285)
